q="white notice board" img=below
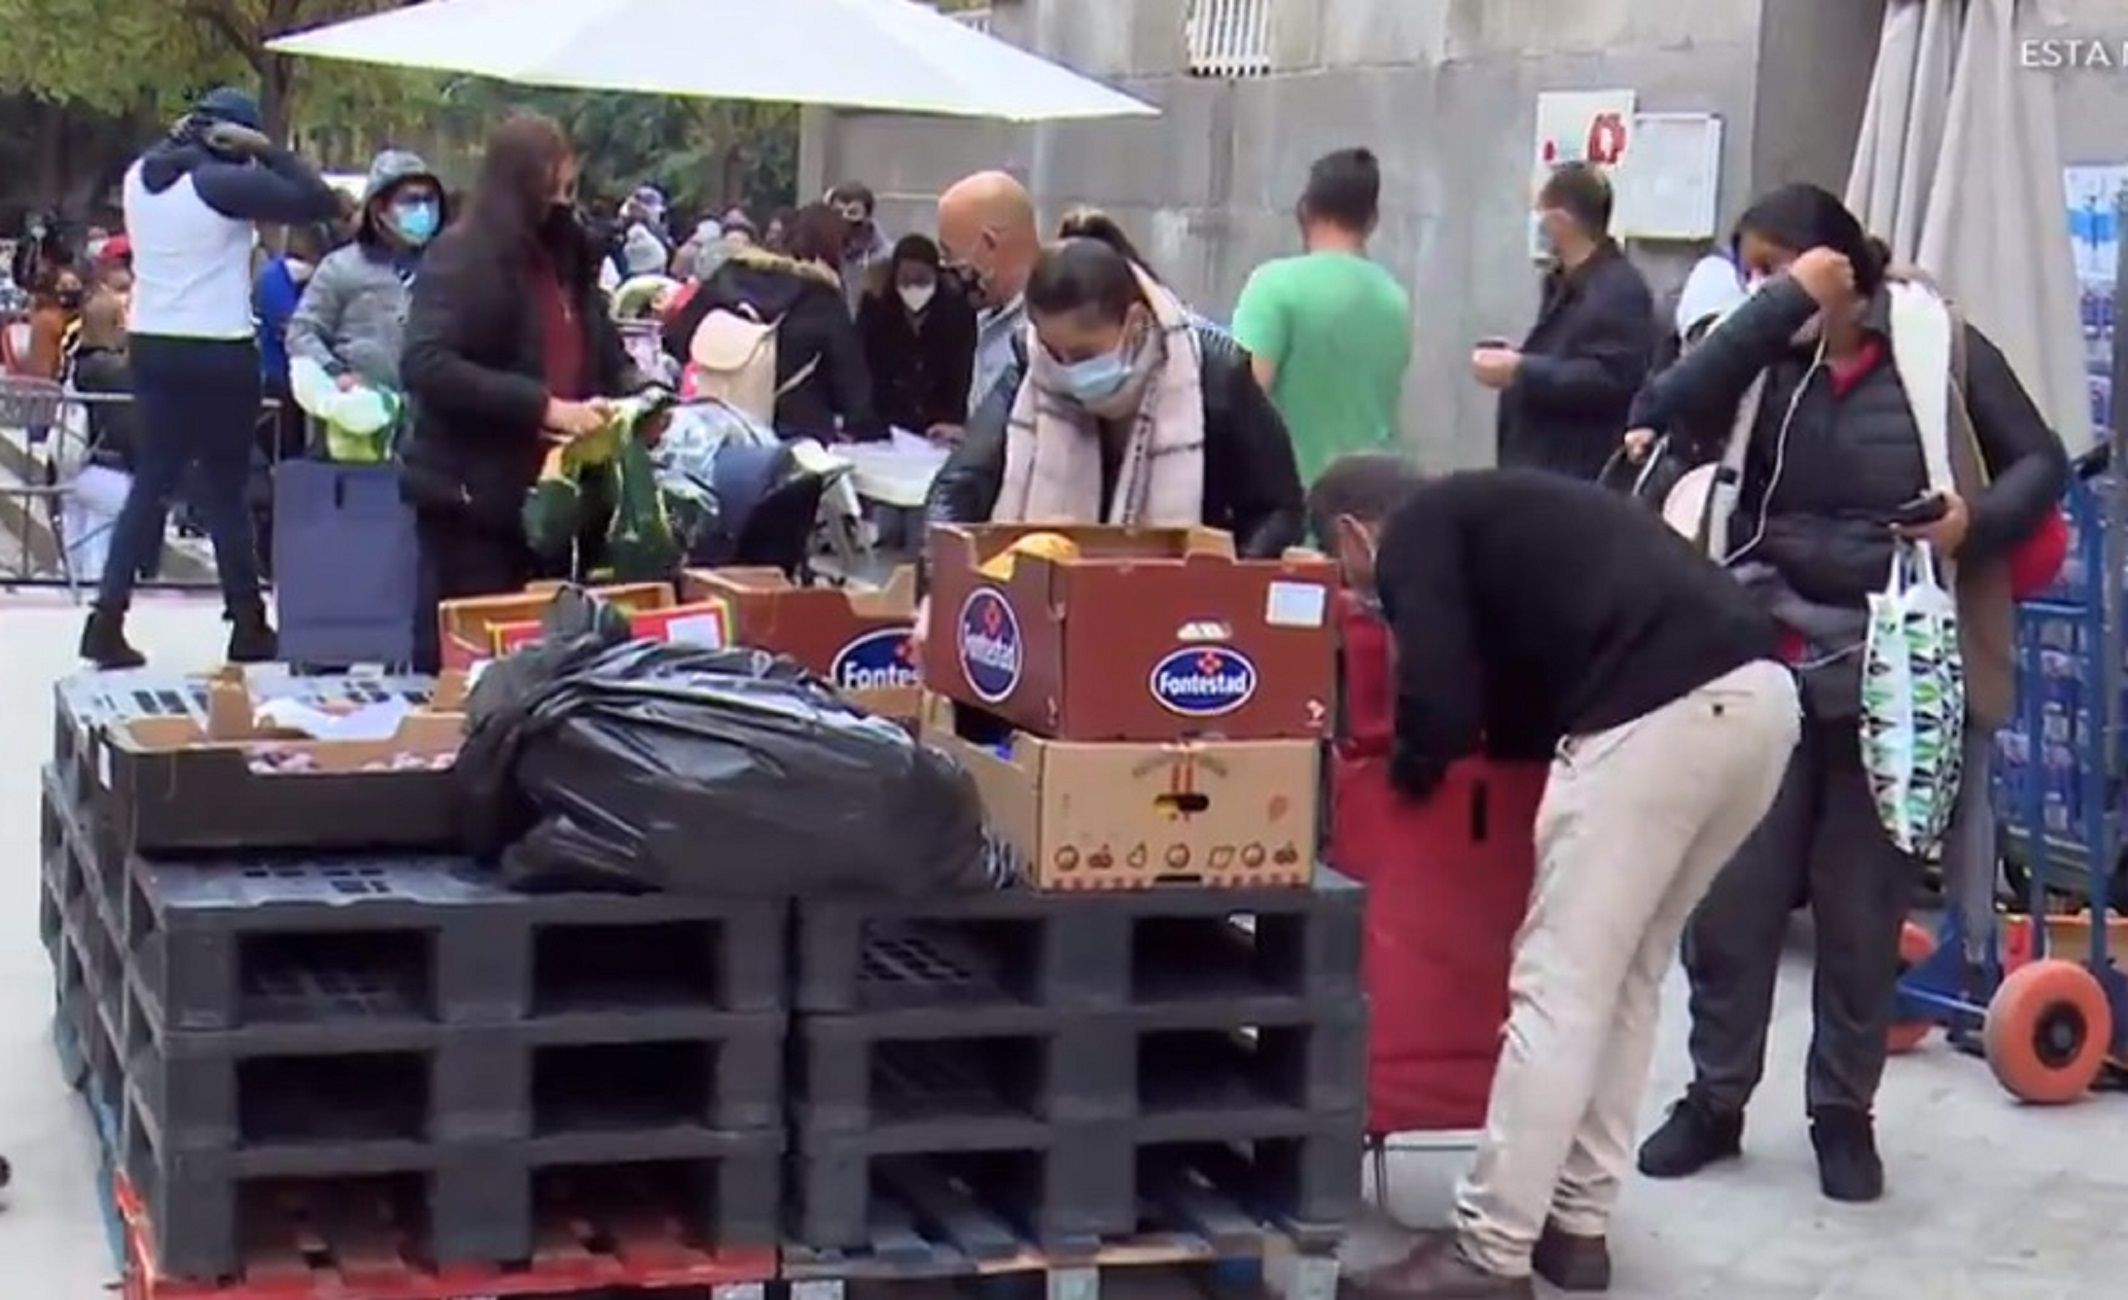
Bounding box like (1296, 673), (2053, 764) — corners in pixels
(1614, 112), (1724, 242)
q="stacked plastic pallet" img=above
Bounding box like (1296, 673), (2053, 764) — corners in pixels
(42, 671), (784, 1297)
(782, 874), (1366, 1279)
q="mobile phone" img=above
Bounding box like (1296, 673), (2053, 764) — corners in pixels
(1885, 492), (1949, 528)
(1474, 336), (1513, 351)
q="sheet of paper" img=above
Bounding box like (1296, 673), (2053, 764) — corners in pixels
(253, 697), (412, 741)
(1614, 112), (1724, 242)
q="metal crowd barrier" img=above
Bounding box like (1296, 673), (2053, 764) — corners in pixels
(0, 378), (288, 597)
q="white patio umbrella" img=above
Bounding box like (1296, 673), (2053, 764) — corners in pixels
(267, 0), (1158, 123)
(1845, 0), (2091, 454)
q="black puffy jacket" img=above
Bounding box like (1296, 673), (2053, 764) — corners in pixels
(924, 321), (1306, 557)
(1633, 276), (2067, 607)
(400, 219), (642, 533)
(662, 248), (876, 440)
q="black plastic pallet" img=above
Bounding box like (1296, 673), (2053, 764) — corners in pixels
(790, 1127), (1136, 1253)
(49, 866), (128, 1141)
(782, 1142), (1344, 1287)
(123, 1109), (783, 1283)
(794, 872), (1362, 1015)
(1130, 1115), (1364, 1230)
(42, 791), (787, 1030)
(788, 1118), (1361, 1257)
(125, 987), (786, 1155)
(791, 995), (1365, 1138)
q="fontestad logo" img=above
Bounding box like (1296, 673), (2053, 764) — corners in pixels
(1151, 645), (1258, 717)
(958, 589), (1022, 702)
(830, 627), (919, 693)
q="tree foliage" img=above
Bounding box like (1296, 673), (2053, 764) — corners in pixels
(439, 81), (798, 218)
(0, 0), (431, 141)
(0, 0), (803, 215)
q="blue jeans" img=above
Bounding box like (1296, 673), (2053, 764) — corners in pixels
(97, 335), (263, 612)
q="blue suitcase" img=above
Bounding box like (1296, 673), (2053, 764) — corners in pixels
(271, 460), (419, 666)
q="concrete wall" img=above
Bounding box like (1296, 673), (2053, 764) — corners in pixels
(803, 0), (1896, 467)
(2044, 0), (2128, 166)
(1751, 0), (1887, 193)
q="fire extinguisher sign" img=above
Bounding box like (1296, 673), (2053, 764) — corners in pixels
(1531, 89), (1637, 257)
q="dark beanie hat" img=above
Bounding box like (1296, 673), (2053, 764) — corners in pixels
(195, 86), (263, 132)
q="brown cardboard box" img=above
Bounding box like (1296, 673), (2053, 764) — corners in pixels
(438, 582), (678, 670)
(95, 669), (466, 853)
(925, 524), (1338, 743)
(922, 694), (1316, 892)
(682, 566), (921, 718)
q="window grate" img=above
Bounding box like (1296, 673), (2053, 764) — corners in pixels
(1185, 0), (1274, 78)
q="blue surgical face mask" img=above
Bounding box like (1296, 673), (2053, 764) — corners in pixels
(1058, 346), (1133, 404)
(392, 200), (440, 246)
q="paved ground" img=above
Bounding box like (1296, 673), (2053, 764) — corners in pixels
(0, 595), (2123, 1298)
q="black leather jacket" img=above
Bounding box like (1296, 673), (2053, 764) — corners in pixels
(924, 321), (1306, 557)
(1634, 277), (2066, 606)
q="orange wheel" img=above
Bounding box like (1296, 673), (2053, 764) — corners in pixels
(1984, 959), (2114, 1104)
(1887, 921), (1938, 1055)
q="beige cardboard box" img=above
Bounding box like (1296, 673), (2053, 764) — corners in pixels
(100, 667), (466, 854)
(921, 694), (1316, 892)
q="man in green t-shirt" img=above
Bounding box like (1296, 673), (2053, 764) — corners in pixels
(1233, 148), (1414, 483)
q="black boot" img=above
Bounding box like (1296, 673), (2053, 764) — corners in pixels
(80, 606), (146, 670)
(1637, 1091), (1743, 1179)
(227, 602), (277, 664)
(1532, 1221), (1611, 1292)
(1810, 1106), (1884, 1203)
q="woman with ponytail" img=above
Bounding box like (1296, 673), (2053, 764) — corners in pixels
(1633, 183), (2066, 1207)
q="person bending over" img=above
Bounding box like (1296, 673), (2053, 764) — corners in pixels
(1335, 469), (1799, 1300)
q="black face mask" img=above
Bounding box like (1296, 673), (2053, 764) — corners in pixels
(540, 202), (580, 243)
(56, 291), (82, 311)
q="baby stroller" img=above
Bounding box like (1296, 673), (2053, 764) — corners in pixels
(652, 398), (849, 578)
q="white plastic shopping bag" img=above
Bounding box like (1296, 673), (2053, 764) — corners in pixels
(1860, 539), (1966, 860)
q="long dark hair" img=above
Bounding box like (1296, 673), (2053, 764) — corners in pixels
(464, 112), (573, 254)
(785, 203), (849, 267)
(1733, 183), (1887, 298)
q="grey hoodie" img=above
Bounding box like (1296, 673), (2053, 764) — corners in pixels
(285, 149), (441, 388)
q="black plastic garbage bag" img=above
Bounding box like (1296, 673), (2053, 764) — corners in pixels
(457, 592), (989, 896)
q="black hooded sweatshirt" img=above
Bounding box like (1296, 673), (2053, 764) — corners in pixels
(135, 133), (340, 245)
(1373, 469), (1778, 795)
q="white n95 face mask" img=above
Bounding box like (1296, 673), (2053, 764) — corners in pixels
(900, 284), (936, 314)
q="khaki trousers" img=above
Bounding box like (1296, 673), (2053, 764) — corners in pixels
(1455, 660), (1800, 1277)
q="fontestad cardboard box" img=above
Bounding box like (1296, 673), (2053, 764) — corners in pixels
(924, 524), (1337, 743)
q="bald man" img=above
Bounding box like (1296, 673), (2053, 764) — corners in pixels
(937, 170), (1042, 424)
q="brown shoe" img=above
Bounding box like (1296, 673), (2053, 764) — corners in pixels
(1337, 1233), (1534, 1300)
(1533, 1222), (1612, 1292)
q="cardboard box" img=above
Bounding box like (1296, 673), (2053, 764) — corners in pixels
(92, 669), (466, 854)
(682, 566), (920, 718)
(439, 582), (730, 669)
(922, 694), (1316, 892)
(925, 524), (1337, 743)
